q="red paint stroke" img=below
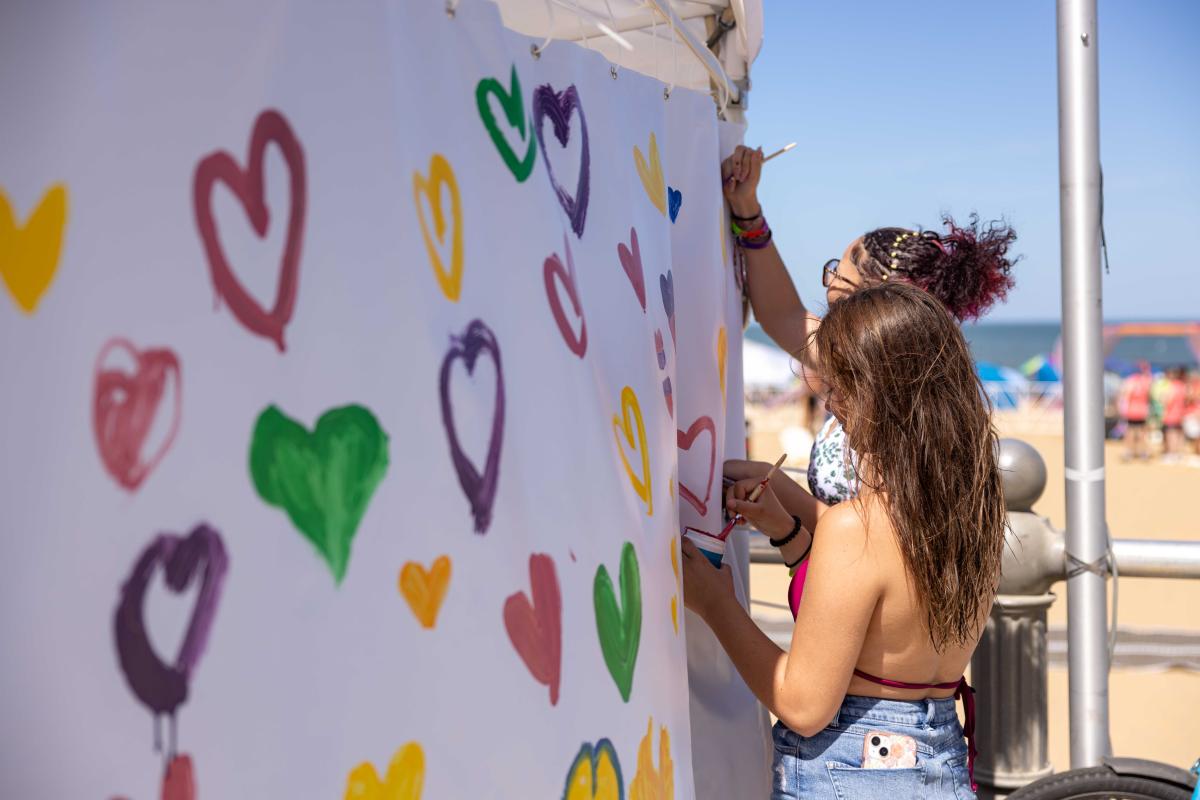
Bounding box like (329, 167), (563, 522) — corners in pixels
(193, 109), (306, 352)
(93, 338), (182, 491)
(503, 553), (562, 705)
(162, 754), (196, 800)
(107, 753), (195, 800)
(617, 227), (646, 311)
(654, 329), (666, 370)
(677, 416), (716, 517)
(544, 234), (587, 358)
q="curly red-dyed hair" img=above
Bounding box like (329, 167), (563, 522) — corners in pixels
(851, 213), (1018, 322)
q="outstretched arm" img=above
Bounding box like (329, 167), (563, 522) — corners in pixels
(723, 145), (820, 365)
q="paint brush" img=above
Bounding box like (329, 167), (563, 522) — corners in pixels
(762, 142), (797, 163)
(716, 452), (787, 540)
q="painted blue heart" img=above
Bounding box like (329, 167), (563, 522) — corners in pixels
(667, 186), (682, 223)
(532, 83), (590, 238)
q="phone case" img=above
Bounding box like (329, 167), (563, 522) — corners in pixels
(861, 730), (918, 769)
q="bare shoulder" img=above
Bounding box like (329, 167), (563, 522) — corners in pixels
(811, 500), (892, 579)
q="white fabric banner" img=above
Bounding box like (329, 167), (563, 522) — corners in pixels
(0, 1), (763, 797)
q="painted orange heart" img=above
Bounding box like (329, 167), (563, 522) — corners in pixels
(629, 718), (674, 800)
(399, 556), (451, 629)
(633, 133), (666, 217)
(345, 742), (424, 800)
(612, 386), (652, 516)
(0, 183), (67, 314)
(413, 154), (463, 302)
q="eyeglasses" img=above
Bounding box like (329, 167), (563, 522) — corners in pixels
(821, 258), (859, 290)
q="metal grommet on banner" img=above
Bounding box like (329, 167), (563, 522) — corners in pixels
(531, 0), (555, 58)
(610, 64), (619, 80)
(445, 0), (460, 18)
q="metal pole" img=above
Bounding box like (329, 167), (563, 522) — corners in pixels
(1055, 0), (1111, 767)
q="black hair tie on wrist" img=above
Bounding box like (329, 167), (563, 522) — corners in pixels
(769, 515), (803, 548)
(731, 208), (763, 222)
(785, 536), (814, 570)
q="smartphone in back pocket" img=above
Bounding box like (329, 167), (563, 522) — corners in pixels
(861, 730), (917, 769)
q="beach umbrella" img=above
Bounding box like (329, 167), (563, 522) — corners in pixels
(976, 361), (1027, 410)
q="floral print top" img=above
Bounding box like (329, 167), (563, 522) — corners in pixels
(806, 415), (859, 504)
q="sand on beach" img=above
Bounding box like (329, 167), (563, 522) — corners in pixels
(744, 401), (1200, 774)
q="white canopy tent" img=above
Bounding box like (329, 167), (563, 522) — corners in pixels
(490, 0), (763, 119)
(743, 338), (799, 392)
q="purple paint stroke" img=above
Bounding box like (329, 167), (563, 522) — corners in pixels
(532, 83), (590, 238)
(439, 319), (505, 534)
(114, 524), (229, 721)
(660, 270), (676, 347)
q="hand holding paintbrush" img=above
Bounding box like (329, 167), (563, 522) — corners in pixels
(717, 453), (787, 540)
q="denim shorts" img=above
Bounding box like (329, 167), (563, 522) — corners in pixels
(771, 694), (974, 800)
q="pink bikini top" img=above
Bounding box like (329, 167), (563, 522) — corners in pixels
(787, 563), (977, 792)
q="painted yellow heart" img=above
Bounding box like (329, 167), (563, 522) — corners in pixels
(344, 742), (424, 800)
(563, 739), (624, 800)
(612, 386), (652, 516)
(717, 326), (728, 408)
(0, 184), (68, 314)
(412, 154), (463, 302)
(632, 133), (666, 217)
(399, 556), (451, 629)
(630, 718), (674, 800)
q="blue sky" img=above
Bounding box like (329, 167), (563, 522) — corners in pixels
(745, 0), (1200, 321)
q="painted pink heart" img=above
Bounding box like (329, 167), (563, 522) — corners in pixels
(193, 108), (306, 352)
(93, 338), (182, 492)
(617, 227), (646, 311)
(677, 416), (716, 516)
(503, 553), (562, 705)
(544, 234), (587, 358)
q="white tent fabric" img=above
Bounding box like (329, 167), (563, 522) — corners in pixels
(743, 339), (798, 391)
(491, 0), (762, 100)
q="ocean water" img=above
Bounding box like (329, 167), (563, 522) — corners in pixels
(746, 321), (1198, 371)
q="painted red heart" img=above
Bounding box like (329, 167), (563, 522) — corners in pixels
(503, 553), (562, 705)
(193, 108), (306, 352)
(162, 754), (196, 800)
(93, 338), (182, 492)
(543, 234), (587, 358)
(677, 415), (716, 517)
(617, 226), (646, 311)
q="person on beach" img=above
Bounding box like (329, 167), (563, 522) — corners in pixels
(1160, 366), (1188, 460)
(716, 144), (1017, 618)
(1119, 361), (1153, 461)
(682, 281), (1005, 799)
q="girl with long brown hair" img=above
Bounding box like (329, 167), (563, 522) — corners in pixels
(682, 282), (1006, 799)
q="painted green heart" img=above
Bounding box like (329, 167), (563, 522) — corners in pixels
(249, 404), (389, 585)
(476, 65), (537, 183)
(593, 541), (642, 702)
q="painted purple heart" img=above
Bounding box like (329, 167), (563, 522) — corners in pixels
(660, 270), (676, 347)
(114, 524), (229, 720)
(654, 329), (667, 370)
(439, 319), (505, 534)
(663, 376), (674, 418)
(668, 186), (682, 223)
(533, 83), (589, 238)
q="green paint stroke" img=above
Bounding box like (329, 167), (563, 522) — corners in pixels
(476, 65), (537, 183)
(249, 404), (389, 585)
(593, 541), (642, 702)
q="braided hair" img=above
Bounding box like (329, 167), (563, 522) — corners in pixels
(851, 213), (1018, 322)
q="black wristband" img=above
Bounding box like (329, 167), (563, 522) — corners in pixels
(730, 208), (763, 222)
(785, 536), (814, 570)
(769, 515), (803, 548)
